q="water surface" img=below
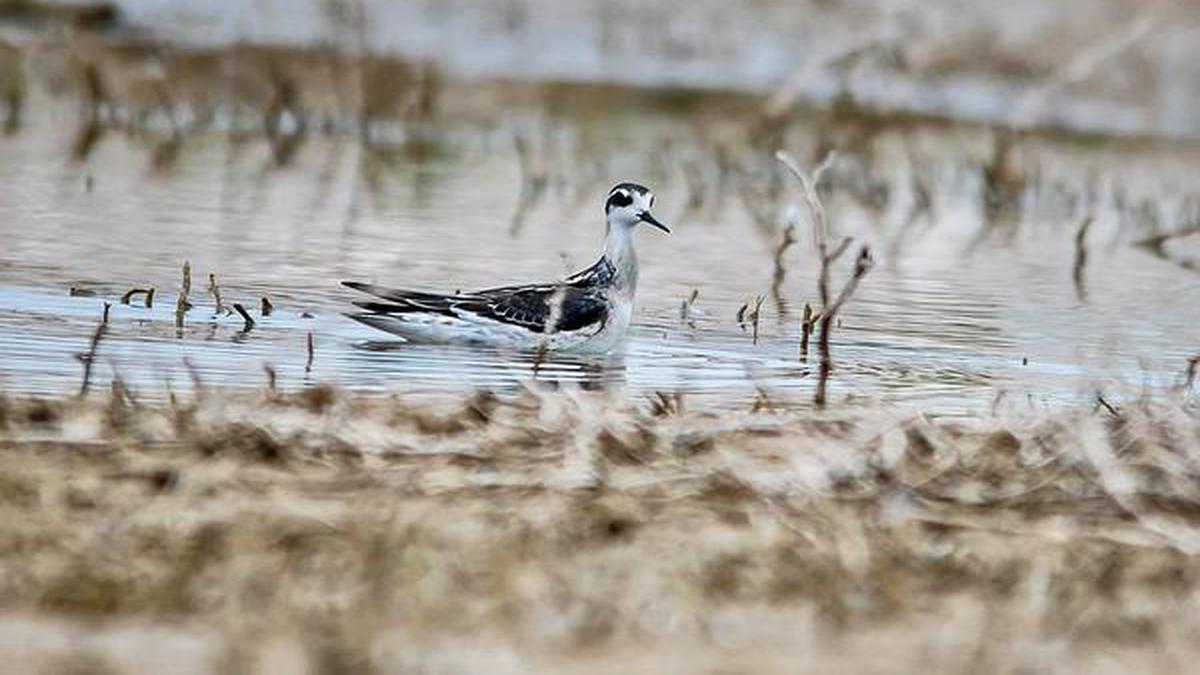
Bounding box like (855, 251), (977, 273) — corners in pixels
(1, 100), (1197, 411)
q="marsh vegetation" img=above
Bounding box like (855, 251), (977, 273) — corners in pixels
(1, 385), (1199, 672)
(1, 1), (1200, 672)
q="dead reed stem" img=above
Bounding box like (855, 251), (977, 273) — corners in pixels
(770, 224), (798, 315)
(120, 288), (154, 307)
(649, 390), (683, 416)
(680, 289), (699, 329)
(1096, 393), (1121, 418)
(815, 247), (873, 406)
(776, 150), (873, 406)
(1073, 216), (1093, 301)
(1184, 356), (1199, 393)
(78, 302), (111, 396)
(232, 303), (255, 331)
(799, 302), (816, 363)
(752, 297), (763, 345)
(818, 237), (853, 309)
(175, 261), (191, 333)
(775, 150), (836, 250)
(208, 273), (225, 315)
(737, 296), (766, 345)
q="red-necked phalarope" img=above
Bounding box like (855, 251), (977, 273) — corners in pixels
(343, 182), (668, 353)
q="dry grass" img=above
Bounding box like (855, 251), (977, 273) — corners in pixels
(0, 387), (1198, 673)
(2, 8), (1200, 673)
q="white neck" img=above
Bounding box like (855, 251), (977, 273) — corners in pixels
(603, 222), (638, 295)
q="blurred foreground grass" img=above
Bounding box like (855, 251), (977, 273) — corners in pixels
(1, 386), (1198, 673)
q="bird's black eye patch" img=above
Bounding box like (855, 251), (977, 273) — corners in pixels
(606, 191), (633, 212)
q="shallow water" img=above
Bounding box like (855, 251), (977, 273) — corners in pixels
(0, 98), (1198, 412)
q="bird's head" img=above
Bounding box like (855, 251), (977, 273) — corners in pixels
(604, 182), (669, 233)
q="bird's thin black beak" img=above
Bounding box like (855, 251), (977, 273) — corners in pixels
(639, 210), (670, 233)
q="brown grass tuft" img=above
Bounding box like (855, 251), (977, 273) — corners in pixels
(0, 387), (1197, 670)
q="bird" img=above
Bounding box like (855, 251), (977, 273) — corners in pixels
(342, 182), (669, 353)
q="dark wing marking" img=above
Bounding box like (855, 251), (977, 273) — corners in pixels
(343, 280), (609, 333)
(341, 282), (460, 308)
(564, 257), (616, 286)
(473, 286), (608, 333)
(554, 291), (609, 332)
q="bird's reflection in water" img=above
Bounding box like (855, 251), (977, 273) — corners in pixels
(348, 340), (626, 394)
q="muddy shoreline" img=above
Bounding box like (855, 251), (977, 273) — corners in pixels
(1, 387), (1198, 672)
